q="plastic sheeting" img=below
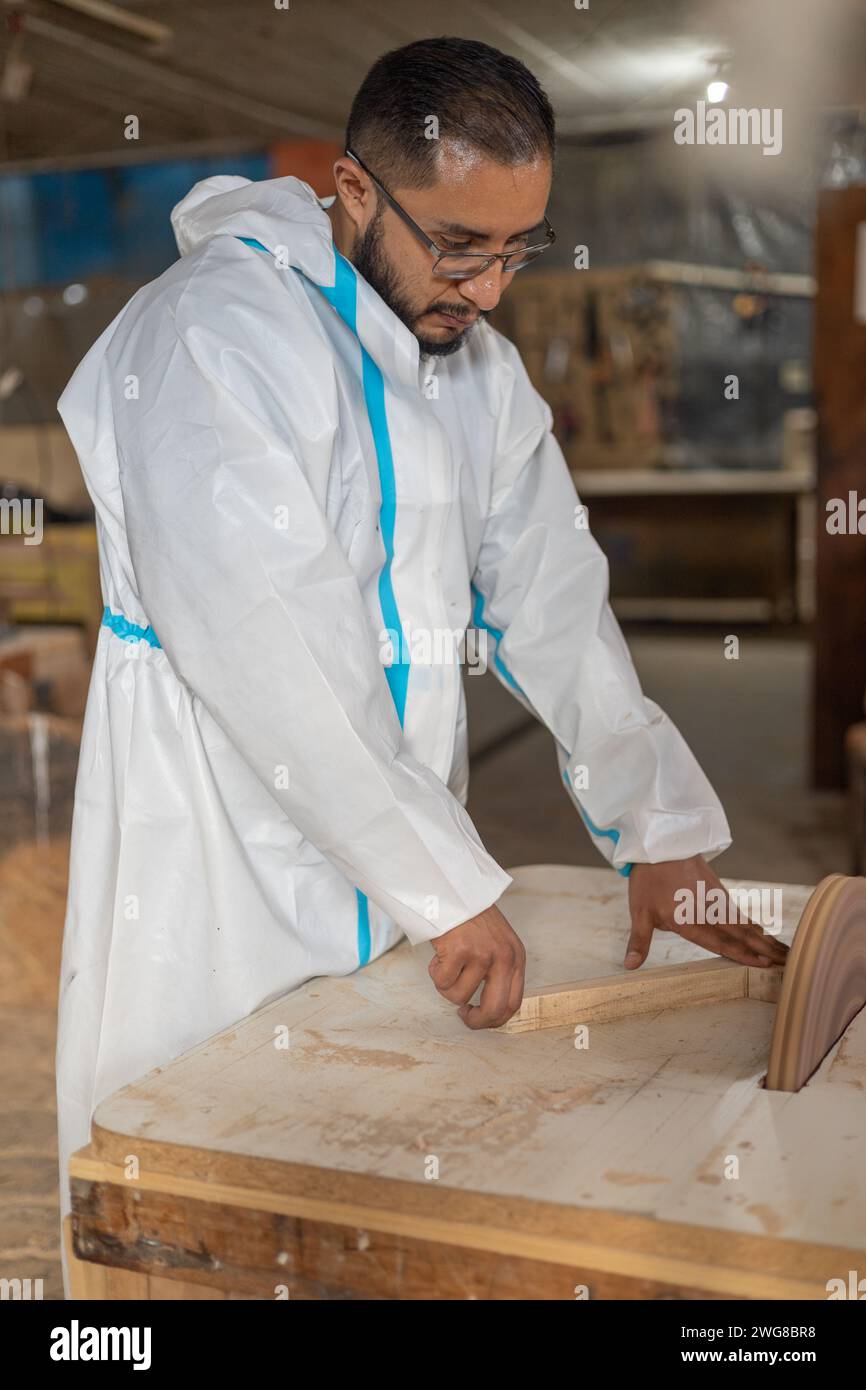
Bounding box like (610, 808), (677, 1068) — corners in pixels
(543, 134), (819, 466)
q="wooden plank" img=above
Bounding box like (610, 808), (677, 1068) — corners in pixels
(69, 1161), (860, 1301)
(502, 957), (747, 1033)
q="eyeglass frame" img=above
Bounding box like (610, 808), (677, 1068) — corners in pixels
(344, 147), (556, 279)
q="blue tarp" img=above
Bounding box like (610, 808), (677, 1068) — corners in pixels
(0, 153), (269, 290)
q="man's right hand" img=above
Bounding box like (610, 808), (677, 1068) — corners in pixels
(428, 903), (525, 1030)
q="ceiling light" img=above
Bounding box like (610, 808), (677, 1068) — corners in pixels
(706, 57), (731, 104)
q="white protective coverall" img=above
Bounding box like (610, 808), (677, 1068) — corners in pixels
(55, 175), (731, 1279)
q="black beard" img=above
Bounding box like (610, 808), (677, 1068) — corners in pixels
(352, 208), (479, 358)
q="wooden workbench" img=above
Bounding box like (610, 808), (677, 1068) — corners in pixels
(66, 866), (866, 1300)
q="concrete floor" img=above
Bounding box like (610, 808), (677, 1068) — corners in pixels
(0, 630), (849, 1300)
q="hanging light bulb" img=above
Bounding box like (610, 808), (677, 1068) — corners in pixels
(707, 59), (729, 104)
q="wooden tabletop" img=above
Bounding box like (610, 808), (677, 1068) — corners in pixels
(75, 865), (866, 1299)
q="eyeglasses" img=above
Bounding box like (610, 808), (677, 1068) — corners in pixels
(345, 147), (555, 279)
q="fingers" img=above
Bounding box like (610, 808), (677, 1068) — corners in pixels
(458, 955), (514, 1030)
(624, 908), (654, 970)
(701, 875), (790, 967)
(506, 949), (526, 1017)
(459, 934), (526, 1029)
(680, 921), (788, 968)
(428, 906), (526, 1029)
(738, 922), (789, 967)
(718, 924), (788, 968)
(428, 946), (476, 997)
(430, 955), (488, 1006)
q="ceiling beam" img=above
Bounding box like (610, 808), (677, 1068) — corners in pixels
(43, 0), (173, 46)
(0, 134), (269, 174)
(19, 11), (339, 139)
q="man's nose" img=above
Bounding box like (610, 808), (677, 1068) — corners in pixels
(458, 260), (509, 312)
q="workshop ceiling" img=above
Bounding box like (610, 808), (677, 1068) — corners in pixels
(1, 0), (865, 169)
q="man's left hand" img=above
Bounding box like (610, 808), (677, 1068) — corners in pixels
(624, 855), (789, 971)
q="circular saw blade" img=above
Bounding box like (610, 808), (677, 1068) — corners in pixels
(766, 874), (866, 1091)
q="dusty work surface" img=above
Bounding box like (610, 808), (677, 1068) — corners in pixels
(82, 866), (866, 1267)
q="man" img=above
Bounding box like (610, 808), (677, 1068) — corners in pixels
(56, 36), (786, 1275)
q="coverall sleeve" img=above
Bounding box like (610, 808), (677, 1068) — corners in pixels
(113, 312), (512, 945)
(471, 336), (731, 873)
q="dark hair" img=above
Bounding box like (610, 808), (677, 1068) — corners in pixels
(346, 36), (555, 189)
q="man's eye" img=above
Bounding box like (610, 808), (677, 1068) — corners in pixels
(441, 239), (473, 252)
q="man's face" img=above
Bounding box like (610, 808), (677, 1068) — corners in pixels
(349, 143), (552, 356)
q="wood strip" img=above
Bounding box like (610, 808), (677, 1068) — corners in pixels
(147, 1275), (226, 1300)
(746, 965), (784, 1002)
(502, 957), (749, 1034)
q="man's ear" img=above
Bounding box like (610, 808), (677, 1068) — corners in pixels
(332, 156), (374, 233)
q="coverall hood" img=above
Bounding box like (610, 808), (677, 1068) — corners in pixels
(170, 173), (336, 283)
(167, 172), (424, 390)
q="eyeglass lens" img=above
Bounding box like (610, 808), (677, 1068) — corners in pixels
(434, 246), (546, 278)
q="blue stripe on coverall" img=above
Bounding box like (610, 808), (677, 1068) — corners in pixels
(240, 236), (413, 966)
(103, 240), (401, 968)
(471, 584), (632, 878)
(101, 607), (162, 648)
(563, 768), (633, 878)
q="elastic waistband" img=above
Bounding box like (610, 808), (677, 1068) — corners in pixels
(102, 607), (162, 649)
